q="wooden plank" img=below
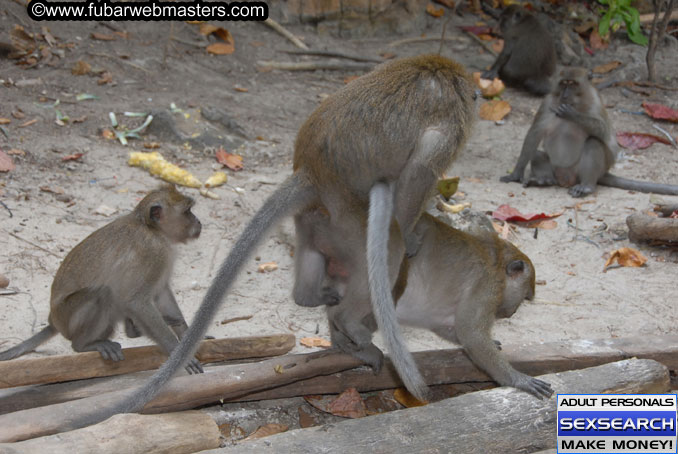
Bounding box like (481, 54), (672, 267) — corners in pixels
(0, 350), (364, 442)
(0, 334), (295, 389)
(0, 411), (220, 454)
(1, 335), (676, 415)
(203, 359), (670, 454)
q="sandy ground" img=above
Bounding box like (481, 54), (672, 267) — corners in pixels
(1, 3), (677, 392)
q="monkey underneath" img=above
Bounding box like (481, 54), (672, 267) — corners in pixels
(297, 209), (553, 400)
(0, 186), (203, 374)
(501, 67), (678, 197)
(70, 55), (475, 429)
(482, 5), (556, 96)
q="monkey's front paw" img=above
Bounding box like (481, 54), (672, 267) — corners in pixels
(321, 287), (342, 306)
(500, 172), (520, 184)
(185, 358), (204, 374)
(493, 339), (502, 350)
(515, 374), (554, 399)
(568, 184), (594, 198)
(552, 103), (577, 120)
(527, 175), (557, 187)
(96, 341), (124, 362)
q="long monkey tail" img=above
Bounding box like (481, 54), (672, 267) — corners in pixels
(69, 172), (317, 429)
(366, 182), (429, 401)
(599, 173), (678, 195)
(0, 325), (57, 360)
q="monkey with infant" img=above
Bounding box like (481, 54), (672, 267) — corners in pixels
(0, 186), (204, 374)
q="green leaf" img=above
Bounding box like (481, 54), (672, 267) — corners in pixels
(628, 30), (648, 45)
(599, 10), (613, 36)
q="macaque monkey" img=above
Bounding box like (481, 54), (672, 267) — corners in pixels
(501, 67), (678, 197)
(0, 186), (203, 374)
(482, 5), (557, 96)
(296, 209), (553, 400)
(74, 54), (475, 426)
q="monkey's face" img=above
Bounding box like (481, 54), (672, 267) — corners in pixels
(497, 258), (535, 319)
(152, 197), (202, 243)
(499, 5), (524, 33)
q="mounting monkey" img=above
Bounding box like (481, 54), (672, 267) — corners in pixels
(501, 67), (678, 197)
(69, 54), (475, 428)
(481, 5), (557, 96)
(296, 207), (553, 399)
(0, 186), (203, 374)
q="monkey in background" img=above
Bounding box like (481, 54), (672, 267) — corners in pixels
(482, 5), (557, 96)
(67, 55), (475, 428)
(0, 186), (203, 374)
(296, 208), (553, 399)
(501, 67), (678, 197)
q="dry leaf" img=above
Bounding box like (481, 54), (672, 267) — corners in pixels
(492, 204), (563, 223)
(616, 131), (672, 150)
(426, 3), (445, 17)
(98, 71), (113, 85)
(434, 0), (455, 7)
(0, 150), (15, 172)
(0, 275), (9, 289)
(7, 148), (25, 156)
(10, 25), (36, 54)
(206, 42), (235, 55)
(258, 262), (278, 273)
(243, 424), (288, 441)
(0, 118), (10, 125)
(478, 100), (511, 121)
(61, 153), (83, 162)
(328, 388), (367, 418)
(298, 407), (319, 428)
(300, 337), (331, 348)
(642, 102), (678, 123)
(216, 148), (244, 170)
(589, 29), (608, 51)
(234, 85), (248, 92)
(593, 61), (622, 74)
(71, 60), (91, 75)
(101, 128), (115, 139)
(91, 32), (116, 41)
(393, 388), (428, 407)
(144, 142), (161, 149)
(199, 24), (219, 35)
(12, 110), (25, 119)
(19, 118), (38, 128)
(603, 247), (648, 272)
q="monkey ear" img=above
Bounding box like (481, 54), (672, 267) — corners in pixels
(149, 204), (163, 223)
(506, 260), (525, 277)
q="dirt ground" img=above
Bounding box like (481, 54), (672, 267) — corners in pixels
(0, 0), (677, 438)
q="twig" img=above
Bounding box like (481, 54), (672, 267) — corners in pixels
(263, 18), (308, 50)
(388, 36), (462, 47)
(652, 123), (678, 148)
(4, 230), (59, 257)
(461, 29), (498, 56)
(281, 50), (381, 63)
(0, 200), (12, 218)
(220, 315), (253, 325)
(438, 14), (455, 55)
(631, 80), (678, 91)
(97, 21), (122, 32)
(257, 60), (374, 71)
(86, 51), (151, 73)
(162, 21), (175, 67)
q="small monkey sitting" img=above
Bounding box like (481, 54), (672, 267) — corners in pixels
(299, 210), (553, 399)
(0, 186), (204, 374)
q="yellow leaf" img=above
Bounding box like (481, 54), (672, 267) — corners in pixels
(300, 337), (331, 348)
(603, 248), (648, 272)
(243, 424), (288, 441)
(393, 388), (428, 407)
(426, 3), (445, 17)
(258, 262), (278, 273)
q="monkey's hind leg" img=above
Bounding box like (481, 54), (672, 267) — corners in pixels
(66, 293), (123, 362)
(329, 309), (384, 373)
(124, 318), (142, 338)
(569, 138), (607, 198)
(523, 77), (552, 96)
(526, 151), (557, 187)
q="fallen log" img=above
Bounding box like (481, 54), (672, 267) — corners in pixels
(0, 411), (220, 454)
(2, 335), (676, 415)
(627, 213), (678, 244)
(203, 359), (670, 454)
(0, 334), (295, 389)
(0, 350), (364, 442)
